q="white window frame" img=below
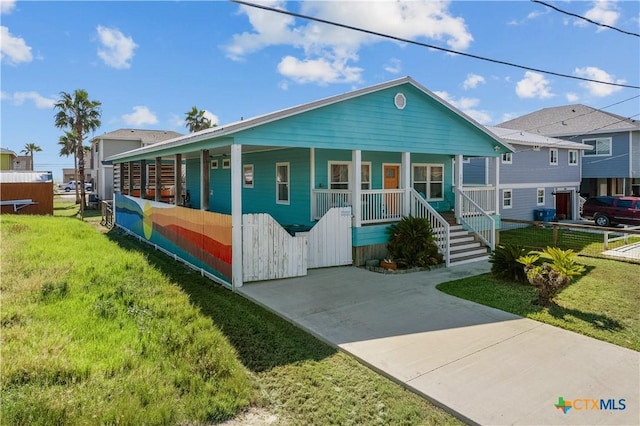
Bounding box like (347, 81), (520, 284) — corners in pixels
(549, 148), (558, 165)
(210, 159), (218, 169)
(222, 158), (231, 169)
(502, 189), (513, 209)
(501, 152), (512, 164)
(536, 188), (545, 206)
(412, 163), (444, 201)
(328, 161), (351, 190)
(568, 150), (578, 166)
(243, 164), (254, 188)
(276, 162), (290, 205)
(582, 137), (612, 157)
(361, 162), (372, 190)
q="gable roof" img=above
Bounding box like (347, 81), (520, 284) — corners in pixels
(486, 126), (592, 150)
(498, 104), (640, 138)
(107, 77), (511, 162)
(92, 129), (183, 144)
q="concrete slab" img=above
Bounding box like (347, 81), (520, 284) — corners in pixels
(238, 262), (640, 426)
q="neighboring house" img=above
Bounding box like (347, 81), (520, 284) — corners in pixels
(1, 148), (17, 170)
(498, 104), (640, 197)
(91, 129), (183, 201)
(464, 126), (592, 226)
(62, 168), (92, 185)
(13, 155), (32, 171)
(107, 77), (513, 288)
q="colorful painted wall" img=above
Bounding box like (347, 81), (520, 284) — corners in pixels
(115, 194), (232, 283)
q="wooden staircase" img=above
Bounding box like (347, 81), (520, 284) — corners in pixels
(440, 212), (491, 266)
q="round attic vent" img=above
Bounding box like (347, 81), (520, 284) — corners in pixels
(394, 93), (406, 110)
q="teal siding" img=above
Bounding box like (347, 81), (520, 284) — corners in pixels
(232, 84), (505, 157)
(353, 224), (392, 247)
(186, 158), (201, 209)
(210, 159), (232, 214)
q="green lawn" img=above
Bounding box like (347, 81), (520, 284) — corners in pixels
(1, 212), (459, 425)
(437, 257), (640, 351)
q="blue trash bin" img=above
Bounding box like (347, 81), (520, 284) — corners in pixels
(534, 208), (556, 222)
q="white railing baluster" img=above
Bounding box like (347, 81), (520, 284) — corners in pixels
(456, 188), (495, 250)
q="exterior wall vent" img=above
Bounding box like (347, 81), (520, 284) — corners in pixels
(533, 145), (541, 151)
(394, 93), (406, 110)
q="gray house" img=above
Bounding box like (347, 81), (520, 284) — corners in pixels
(91, 129), (183, 201)
(464, 126), (592, 225)
(498, 104), (640, 197)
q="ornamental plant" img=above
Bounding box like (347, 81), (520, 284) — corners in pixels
(386, 216), (443, 269)
(489, 243), (529, 283)
(517, 247), (585, 306)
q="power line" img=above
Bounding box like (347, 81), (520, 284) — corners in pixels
(231, 0), (640, 90)
(531, 0), (640, 37)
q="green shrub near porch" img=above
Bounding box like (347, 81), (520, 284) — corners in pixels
(386, 216), (443, 268)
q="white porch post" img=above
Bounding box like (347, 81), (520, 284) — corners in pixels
(455, 154), (463, 220)
(494, 156), (500, 215)
(352, 149), (362, 227)
(310, 148), (315, 222)
(231, 144), (243, 289)
(201, 149), (210, 211)
(401, 152), (411, 216)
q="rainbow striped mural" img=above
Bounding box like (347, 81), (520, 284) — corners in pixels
(115, 194), (232, 283)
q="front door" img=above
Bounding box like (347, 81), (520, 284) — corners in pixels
(383, 165), (400, 218)
(555, 192), (571, 220)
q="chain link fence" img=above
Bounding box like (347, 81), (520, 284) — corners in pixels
(499, 219), (640, 263)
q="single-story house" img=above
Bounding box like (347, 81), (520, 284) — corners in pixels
(107, 77), (513, 289)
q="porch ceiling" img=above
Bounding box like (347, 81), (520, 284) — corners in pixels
(155, 144), (289, 161)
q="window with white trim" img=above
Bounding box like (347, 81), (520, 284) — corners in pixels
(243, 164), (253, 188)
(502, 189), (513, 209)
(361, 163), (371, 190)
(583, 137), (611, 156)
(222, 158), (231, 169)
(276, 162), (289, 204)
(501, 152), (512, 164)
(329, 162), (350, 190)
(568, 150), (578, 165)
(537, 188), (545, 206)
(412, 164), (444, 200)
(549, 148), (558, 165)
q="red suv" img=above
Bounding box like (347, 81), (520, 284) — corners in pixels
(582, 196), (640, 227)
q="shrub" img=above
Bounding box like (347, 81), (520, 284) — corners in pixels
(489, 243), (529, 283)
(517, 247), (585, 306)
(386, 216), (443, 269)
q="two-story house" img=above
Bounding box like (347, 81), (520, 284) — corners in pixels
(498, 104), (640, 198)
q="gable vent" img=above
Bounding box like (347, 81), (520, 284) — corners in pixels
(394, 93), (406, 110)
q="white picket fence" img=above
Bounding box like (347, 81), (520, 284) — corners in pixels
(303, 207), (352, 268)
(242, 213), (308, 282)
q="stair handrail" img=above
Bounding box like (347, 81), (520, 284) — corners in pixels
(455, 187), (495, 250)
(410, 189), (450, 267)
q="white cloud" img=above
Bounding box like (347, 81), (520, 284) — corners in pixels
(566, 92), (580, 102)
(1, 0), (16, 15)
(384, 58), (402, 74)
(1, 26), (33, 65)
(5, 91), (55, 109)
(122, 106), (158, 126)
(515, 71), (554, 99)
(168, 113), (184, 128)
(463, 73), (485, 90)
(574, 66), (624, 97)
(226, 1), (472, 85)
(434, 91), (492, 124)
(577, 1), (620, 32)
(202, 110), (219, 126)
(96, 26), (137, 69)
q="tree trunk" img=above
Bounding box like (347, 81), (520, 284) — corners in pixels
(77, 142), (86, 218)
(73, 152), (80, 204)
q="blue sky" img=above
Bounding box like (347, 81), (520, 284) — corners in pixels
(1, 0), (639, 180)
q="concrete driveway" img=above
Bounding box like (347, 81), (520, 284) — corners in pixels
(238, 262), (639, 426)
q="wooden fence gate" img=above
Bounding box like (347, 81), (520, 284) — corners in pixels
(304, 207), (352, 269)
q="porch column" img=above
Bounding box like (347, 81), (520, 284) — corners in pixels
(140, 160), (147, 198)
(174, 154), (182, 206)
(494, 156), (500, 215)
(401, 152), (411, 216)
(201, 149), (210, 211)
(128, 161), (134, 196)
(352, 150), (362, 227)
(154, 157), (162, 202)
(454, 154), (463, 220)
(231, 144), (243, 289)
(309, 148), (315, 222)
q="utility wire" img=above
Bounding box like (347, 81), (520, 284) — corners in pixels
(231, 0), (640, 90)
(531, 0), (640, 37)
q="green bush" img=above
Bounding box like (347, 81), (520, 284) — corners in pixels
(386, 216), (443, 269)
(489, 243), (528, 283)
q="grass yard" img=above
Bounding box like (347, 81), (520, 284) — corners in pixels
(437, 257), (640, 351)
(1, 212), (459, 425)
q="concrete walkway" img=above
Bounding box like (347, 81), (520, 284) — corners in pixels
(238, 262), (639, 426)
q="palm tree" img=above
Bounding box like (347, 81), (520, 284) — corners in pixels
(54, 89), (101, 217)
(58, 131), (80, 201)
(184, 106), (215, 132)
(21, 142), (42, 171)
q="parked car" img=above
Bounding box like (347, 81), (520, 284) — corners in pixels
(581, 196), (640, 226)
(60, 181), (92, 192)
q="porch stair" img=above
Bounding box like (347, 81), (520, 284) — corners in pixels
(439, 212), (491, 266)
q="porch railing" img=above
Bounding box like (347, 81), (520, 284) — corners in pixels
(410, 189), (450, 267)
(361, 189), (404, 224)
(461, 186), (496, 214)
(456, 187), (495, 250)
(312, 189), (352, 220)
